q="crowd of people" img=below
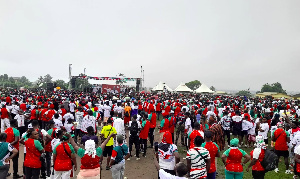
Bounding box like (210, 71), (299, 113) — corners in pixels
(0, 88), (300, 179)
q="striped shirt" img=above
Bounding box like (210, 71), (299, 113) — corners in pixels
(186, 147), (210, 179)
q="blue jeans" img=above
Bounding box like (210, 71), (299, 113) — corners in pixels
(207, 172), (216, 179)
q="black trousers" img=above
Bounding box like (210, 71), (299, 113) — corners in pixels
(75, 129), (82, 143)
(45, 152), (52, 176)
(25, 167), (40, 179)
(12, 152), (19, 175)
(252, 170), (266, 179)
(223, 130), (231, 145)
(40, 155), (46, 177)
(140, 138), (147, 155)
(129, 135), (140, 158)
(148, 128), (155, 147)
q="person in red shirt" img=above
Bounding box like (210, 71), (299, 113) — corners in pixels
(272, 122), (291, 174)
(139, 112), (150, 157)
(169, 111), (176, 143)
(246, 135), (266, 179)
(41, 105), (48, 129)
(156, 101), (162, 120)
(19, 101), (27, 112)
(24, 129), (45, 179)
(202, 130), (220, 179)
(188, 122), (204, 149)
(5, 119), (22, 178)
(1, 105), (10, 132)
(148, 111), (157, 148)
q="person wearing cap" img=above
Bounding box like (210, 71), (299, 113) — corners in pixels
(160, 112), (170, 133)
(202, 130), (220, 179)
(272, 122), (292, 174)
(14, 109), (26, 137)
(4, 119), (22, 178)
(100, 118), (117, 170)
(246, 135), (267, 179)
(139, 112), (150, 157)
(222, 138), (250, 179)
(157, 131), (180, 176)
(109, 134), (130, 179)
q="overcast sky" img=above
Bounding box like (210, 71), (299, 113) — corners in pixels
(1, 0), (299, 91)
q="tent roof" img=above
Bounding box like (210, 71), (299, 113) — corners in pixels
(152, 81), (173, 91)
(175, 82), (192, 92)
(195, 84), (214, 93)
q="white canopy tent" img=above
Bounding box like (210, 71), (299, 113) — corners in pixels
(195, 83), (214, 93)
(174, 82), (192, 93)
(152, 81), (173, 92)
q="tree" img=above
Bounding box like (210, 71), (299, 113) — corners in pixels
(3, 74), (8, 81)
(8, 77), (15, 83)
(236, 90), (252, 97)
(36, 76), (44, 87)
(261, 82), (286, 94)
(43, 74), (53, 83)
(210, 86), (216, 91)
(54, 79), (68, 89)
(185, 80), (201, 90)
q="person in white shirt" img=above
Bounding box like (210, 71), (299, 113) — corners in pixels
(103, 101), (112, 124)
(14, 109), (26, 135)
(75, 107), (84, 143)
(241, 115), (251, 147)
(69, 100), (76, 116)
(184, 112), (192, 150)
(113, 113), (126, 145)
(64, 118), (74, 133)
(82, 110), (96, 133)
(63, 112), (74, 124)
(247, 119), (256, 148)
(11, 101), (19, 119)
(53, 113), (63, 130)
(258, 118), (269, 145)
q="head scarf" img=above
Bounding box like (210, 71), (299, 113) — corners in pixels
(84, 139), (96, 158)
(162, 131), (173, 144)
(230, 138), (239, 147)
(255, 135), (266, 149)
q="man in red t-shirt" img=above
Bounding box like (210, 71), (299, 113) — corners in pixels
(148, 112), (157, 148)
(156, 101), (162, 120)
(1, 105), (10, 132)
(202, 130), (220, 179)
(272, 123), (291, 173)
(188, 122), (204, 149)
(139, 113), (150, 157)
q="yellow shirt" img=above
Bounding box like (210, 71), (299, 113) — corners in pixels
(101, 125), (117, 146)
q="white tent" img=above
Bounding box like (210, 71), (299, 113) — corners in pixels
(195, 83), (214, 93)
(152, 81), (173, 92)
(174, 82), (192, 93)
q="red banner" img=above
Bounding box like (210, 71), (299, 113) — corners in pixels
(102, 84), (120, 94)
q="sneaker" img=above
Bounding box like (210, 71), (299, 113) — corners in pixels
(13, 174), (23, 178)
(143, 155), (146, 158)
(274, 168), (279, 173)
(285, 170), (293, 174)
(106, 166), (110, 170)
(182, 157), (186, 160)
(127, 158), (130, 161)
(136, 157), (140, 160)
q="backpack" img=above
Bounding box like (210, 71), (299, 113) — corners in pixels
(130, 121), (139, 136)
(260, 149), (278, 172)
